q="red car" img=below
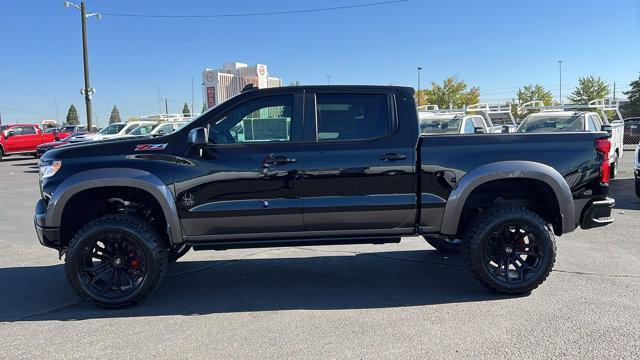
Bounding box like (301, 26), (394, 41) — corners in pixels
(0, 124), (56, 160)
(35, 131), (92, 157)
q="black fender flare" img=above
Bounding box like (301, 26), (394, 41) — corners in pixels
(45, 168), (183, 244)
(439, 161), (575, 235)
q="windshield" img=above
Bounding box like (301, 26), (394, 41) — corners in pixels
(419, 115), (463, 134)
(98, 124), (125, 135)
(517, 114), (584, 133)
(129, 124), (158, 135)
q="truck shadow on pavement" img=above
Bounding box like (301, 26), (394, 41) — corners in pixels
(610, 178), (639, 211)
(0, 249), (511, 322)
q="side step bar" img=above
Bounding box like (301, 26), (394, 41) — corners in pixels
(189, 236), (401, 251)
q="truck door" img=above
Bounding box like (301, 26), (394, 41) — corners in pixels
(5, 126), (36, 152)
(175, 93), (305, 238)
(301, 91), (416, 233)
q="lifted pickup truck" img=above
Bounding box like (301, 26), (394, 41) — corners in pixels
(1, 124), (55, 160)
(35, 85), (615, 308)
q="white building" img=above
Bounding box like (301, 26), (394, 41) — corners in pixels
(202, 62), (282, 109)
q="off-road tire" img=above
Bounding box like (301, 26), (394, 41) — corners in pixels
(462, 206), (556, 295)
(423, 236), (461, 254)
(635, 179), (640, 198)
(168, 244), (191, 263)
(64, 214), (168, 308)
(0, 148), (4, 161)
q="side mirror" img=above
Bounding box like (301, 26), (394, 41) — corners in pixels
(502, 125), (510, 133)
(187, 127), (208, 147)
(473, 126), (485, 134)
(6, 130), (15, 138)
(156, 129), (166, 136)
(601, 124), (613, 136)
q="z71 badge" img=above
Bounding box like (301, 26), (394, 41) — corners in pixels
(134, 143), (168, 151)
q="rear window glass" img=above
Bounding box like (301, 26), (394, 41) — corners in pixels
(518, 115), (584, 133)
(316, 94), (392, 141)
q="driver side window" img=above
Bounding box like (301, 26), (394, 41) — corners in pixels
(208, 95), (293, 144)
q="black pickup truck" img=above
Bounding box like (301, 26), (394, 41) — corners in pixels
(35, 85), (615, 308)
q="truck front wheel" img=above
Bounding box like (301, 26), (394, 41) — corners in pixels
(462, 206), (556, 294)
(64, 214), (168, 308)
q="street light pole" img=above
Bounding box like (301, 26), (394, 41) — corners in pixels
(417, 67), (422, 106)
(161, 98), (168, 114)
(65, 1), (100, 129)
(326, 75), (331, 85)
(558, 60), (563, 105)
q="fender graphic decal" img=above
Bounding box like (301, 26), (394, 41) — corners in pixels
(135, 143), (168, 151)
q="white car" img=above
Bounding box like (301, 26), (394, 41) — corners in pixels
(419, 113), (489, 135)
(517, 111), (624, 177)
(73, 121), (157, 142)
(121, 121), (186, 138)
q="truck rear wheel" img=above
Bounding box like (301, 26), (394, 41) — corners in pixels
(64, 214), (168, 308)
(0, 148), (3, 161)
(462, 206), (556, 294)
(423, 236), (461, 254)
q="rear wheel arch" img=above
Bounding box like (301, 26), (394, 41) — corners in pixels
(440, 161), (574, 236)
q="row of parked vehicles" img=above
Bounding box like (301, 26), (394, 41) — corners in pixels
(419, 98), (626, 178)
(0, 115), (190, 161)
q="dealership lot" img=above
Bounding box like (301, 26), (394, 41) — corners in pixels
(0, 153), (638, 359)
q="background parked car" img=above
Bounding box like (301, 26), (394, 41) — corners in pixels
(624, 117), (640, 144)
(35, 131), (92, 157)
(418, 113), (488, 134)
(0, 124), (56, 160)
(54, 124), (99, 140)
(517, 110), (624, 178)
(72, 121), (156, 142)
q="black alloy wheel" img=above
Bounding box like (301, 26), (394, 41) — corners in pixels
(65, 214), (167, 308)
(463, 206), (556, 294)
(77, 232), (147, 300)
(482, 223), (545, 284)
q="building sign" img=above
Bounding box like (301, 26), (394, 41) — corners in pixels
(206, 87), (216, 108)
(258, 65), (266, 76)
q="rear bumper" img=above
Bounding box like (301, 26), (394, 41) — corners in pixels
(34, 199), (62, 250)
(580, 197), (615, 230)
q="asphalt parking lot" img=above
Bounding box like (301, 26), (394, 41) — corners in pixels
(0, 152), (638, 359)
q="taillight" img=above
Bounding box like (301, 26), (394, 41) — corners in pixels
(595, 138), (611, 185)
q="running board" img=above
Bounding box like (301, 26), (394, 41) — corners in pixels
(189, 236), (401, 251)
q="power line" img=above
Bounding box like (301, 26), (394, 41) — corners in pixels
(102, 0), (407, 18)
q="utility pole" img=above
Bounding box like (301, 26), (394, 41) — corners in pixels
(161, 98), (168, 114)
(157, 87), (161, 113)
(613, 82), (616, 101)
(54, 99), (59, 122)
(65, 1), (100, 130)
(558, 60), (563, 105)
(417, 67), (422, 106)
(326, 75), (331, 85)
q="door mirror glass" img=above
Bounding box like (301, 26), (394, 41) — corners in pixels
(7, 130), (15, 138)
(187, 127), (208, 147)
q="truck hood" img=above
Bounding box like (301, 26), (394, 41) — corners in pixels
(41, 134), (172, 162)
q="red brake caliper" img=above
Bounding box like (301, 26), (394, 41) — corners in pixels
(129, 251), (141, 269)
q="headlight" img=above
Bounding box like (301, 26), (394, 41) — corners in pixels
(39, 160), (62, 178)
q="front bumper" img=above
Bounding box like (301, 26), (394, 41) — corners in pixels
(580, 197), (615, 230)
(34, 199), (62, 250)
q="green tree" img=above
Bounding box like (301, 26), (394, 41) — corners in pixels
(621, 74), (640, 118)
(568, 75), (609, 103)
(108, 105), (121, 124)
(182, 102), (191, 116)
(420, 77), (480, 109)
(66, 105), (79, 125)
(516, 84), (554, 105)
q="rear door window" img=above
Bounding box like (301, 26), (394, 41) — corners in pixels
(19, 126), (36, 135)
(315, 93), (393, 141)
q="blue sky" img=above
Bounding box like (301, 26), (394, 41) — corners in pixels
(1, 0), (638, 126)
